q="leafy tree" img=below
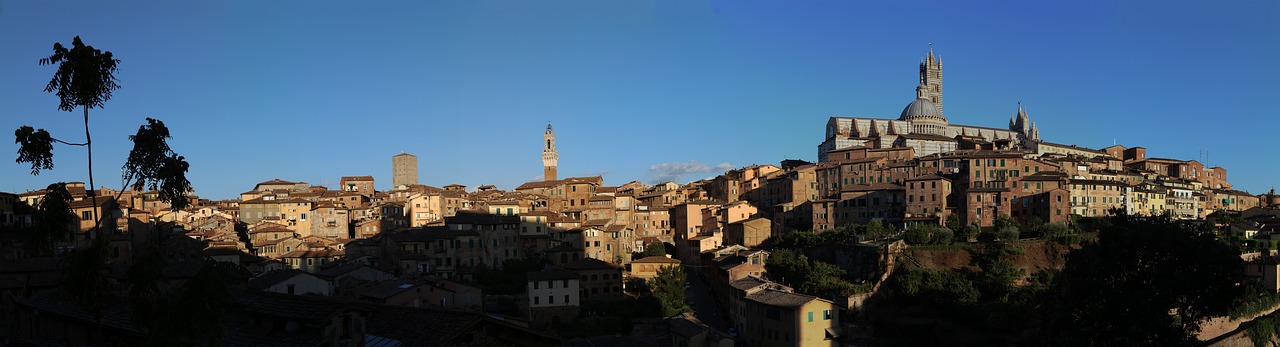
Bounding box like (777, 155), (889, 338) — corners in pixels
(945, 213), (963, 231)
(863, 220), (886, 240)
(22, 36), (122, 228)
(16, 37), (193, 228)
(641, 242), (666, 257)
(996, 226), (1020, 242)
(769, 230), (822, 250)
(27, 183), (74, 255)
(904, 225), (932, 244)
(892, 267), (980, 306)
(15, 36), (198, 345)
(1033, 222), (1071, 239)
(765, 248), (810, 285)
(955, 224), (979, 243)
(932, 228), (954, 245)
(972, 243), (1024, 301)
(994, 215), (1020, 232)
(821, 225), (860, 245)
(649, 265), (687, 316)
(1042, 214), (1242, 346)
(802, 261), (867, 297)
(767, 248), (865, 297)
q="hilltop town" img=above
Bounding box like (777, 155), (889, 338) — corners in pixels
(3, 49), (1279, 346)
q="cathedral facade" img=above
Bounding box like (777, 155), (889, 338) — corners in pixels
(818, 48), (1041, 161)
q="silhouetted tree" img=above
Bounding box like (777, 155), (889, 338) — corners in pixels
(15, 36), (196, 345)
(1043, 214), (1242, 345)
(26, 36), (121, 228)
(27, 183), (74, 256)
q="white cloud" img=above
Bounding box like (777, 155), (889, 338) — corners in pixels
(647, 160), (734, 184)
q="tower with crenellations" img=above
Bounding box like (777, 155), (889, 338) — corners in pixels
(542, 124), (558, 181)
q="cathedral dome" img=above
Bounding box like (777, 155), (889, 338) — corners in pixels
(899, 97), (943, 121)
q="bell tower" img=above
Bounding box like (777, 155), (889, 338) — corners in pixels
(919, 45), (943, 116)
(542, 123), (558, 181)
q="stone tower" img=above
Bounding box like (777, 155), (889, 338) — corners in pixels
(919, 46), (943, 116)
(542, 123), (558, 181)
(392, 153), (418, 187)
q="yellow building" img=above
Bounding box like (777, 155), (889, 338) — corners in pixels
(742, 289), (840, 347)
(1133, 187), (1168, 217)
(629, 256), (680, 280)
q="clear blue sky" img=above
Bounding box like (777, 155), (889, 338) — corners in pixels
(2, 1), (1277, 200)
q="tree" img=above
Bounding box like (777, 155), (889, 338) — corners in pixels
(27, 183), (74, 256)
(945, 214), (963, 231)
(955, 224), (979, 243)
(1043, 214), (1242, 346)
(801, 261), (866, 297)
(931, 228), (954, 245)
(972, 243), (1024, 301)
(649, 265), (687, 316)
(994, 215), (1020, 232)
(905, 225), (932, 244)
(16, 37), (193, 232)
(765, 248), (811, 285)
(862, 220), (886, 240)
(640, 242), (666, 257)
(996, 226), (1020, 242)
(25, 36), (121, 229)
(15, 37), (195, 344)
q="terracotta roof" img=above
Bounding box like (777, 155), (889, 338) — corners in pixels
(361, 280), (424, 300)
(563, 258), (624, 270)
(632, 256), (680, 264)
(904, 174), (950, 182)
(515, 180), (564, 190)
(527, 270), (578, 281)
(247, 269), (314, 290)
(280, 249), (343, 259)
(842, 183), (905, 192)
(745, 289), (822, 308)
(729, 275), (773, 291)
(341, 176), (374, 181)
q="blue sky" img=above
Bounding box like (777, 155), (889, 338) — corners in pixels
(2, 1), (1277, 200)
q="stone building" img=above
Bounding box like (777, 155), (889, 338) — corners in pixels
(392, 153), (418, 187)
(818, 48), (1040, 161)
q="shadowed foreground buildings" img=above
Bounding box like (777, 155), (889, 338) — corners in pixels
(10, 289), (558, 346)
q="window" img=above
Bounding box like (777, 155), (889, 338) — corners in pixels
(563, 279), (570, 287)
(548, 296), (555, 304)
(534, 296), (539, 305)
(824, 309), (832, 320)
(549, 281), (555, 289)
(808, 311), (814, 322)
(81, 211), (92, 220)
(533, 281), (539, 289)
(565, 295), (570, 303)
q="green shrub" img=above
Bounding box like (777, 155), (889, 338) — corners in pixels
(997, 226), (1020, 242)
(932, 228), (954, 245)
(905, 225), (932, 244)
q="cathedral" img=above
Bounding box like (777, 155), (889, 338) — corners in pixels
(818, 48), (1041, 161)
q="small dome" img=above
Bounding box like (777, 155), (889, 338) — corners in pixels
(899, 97), (943, 121)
